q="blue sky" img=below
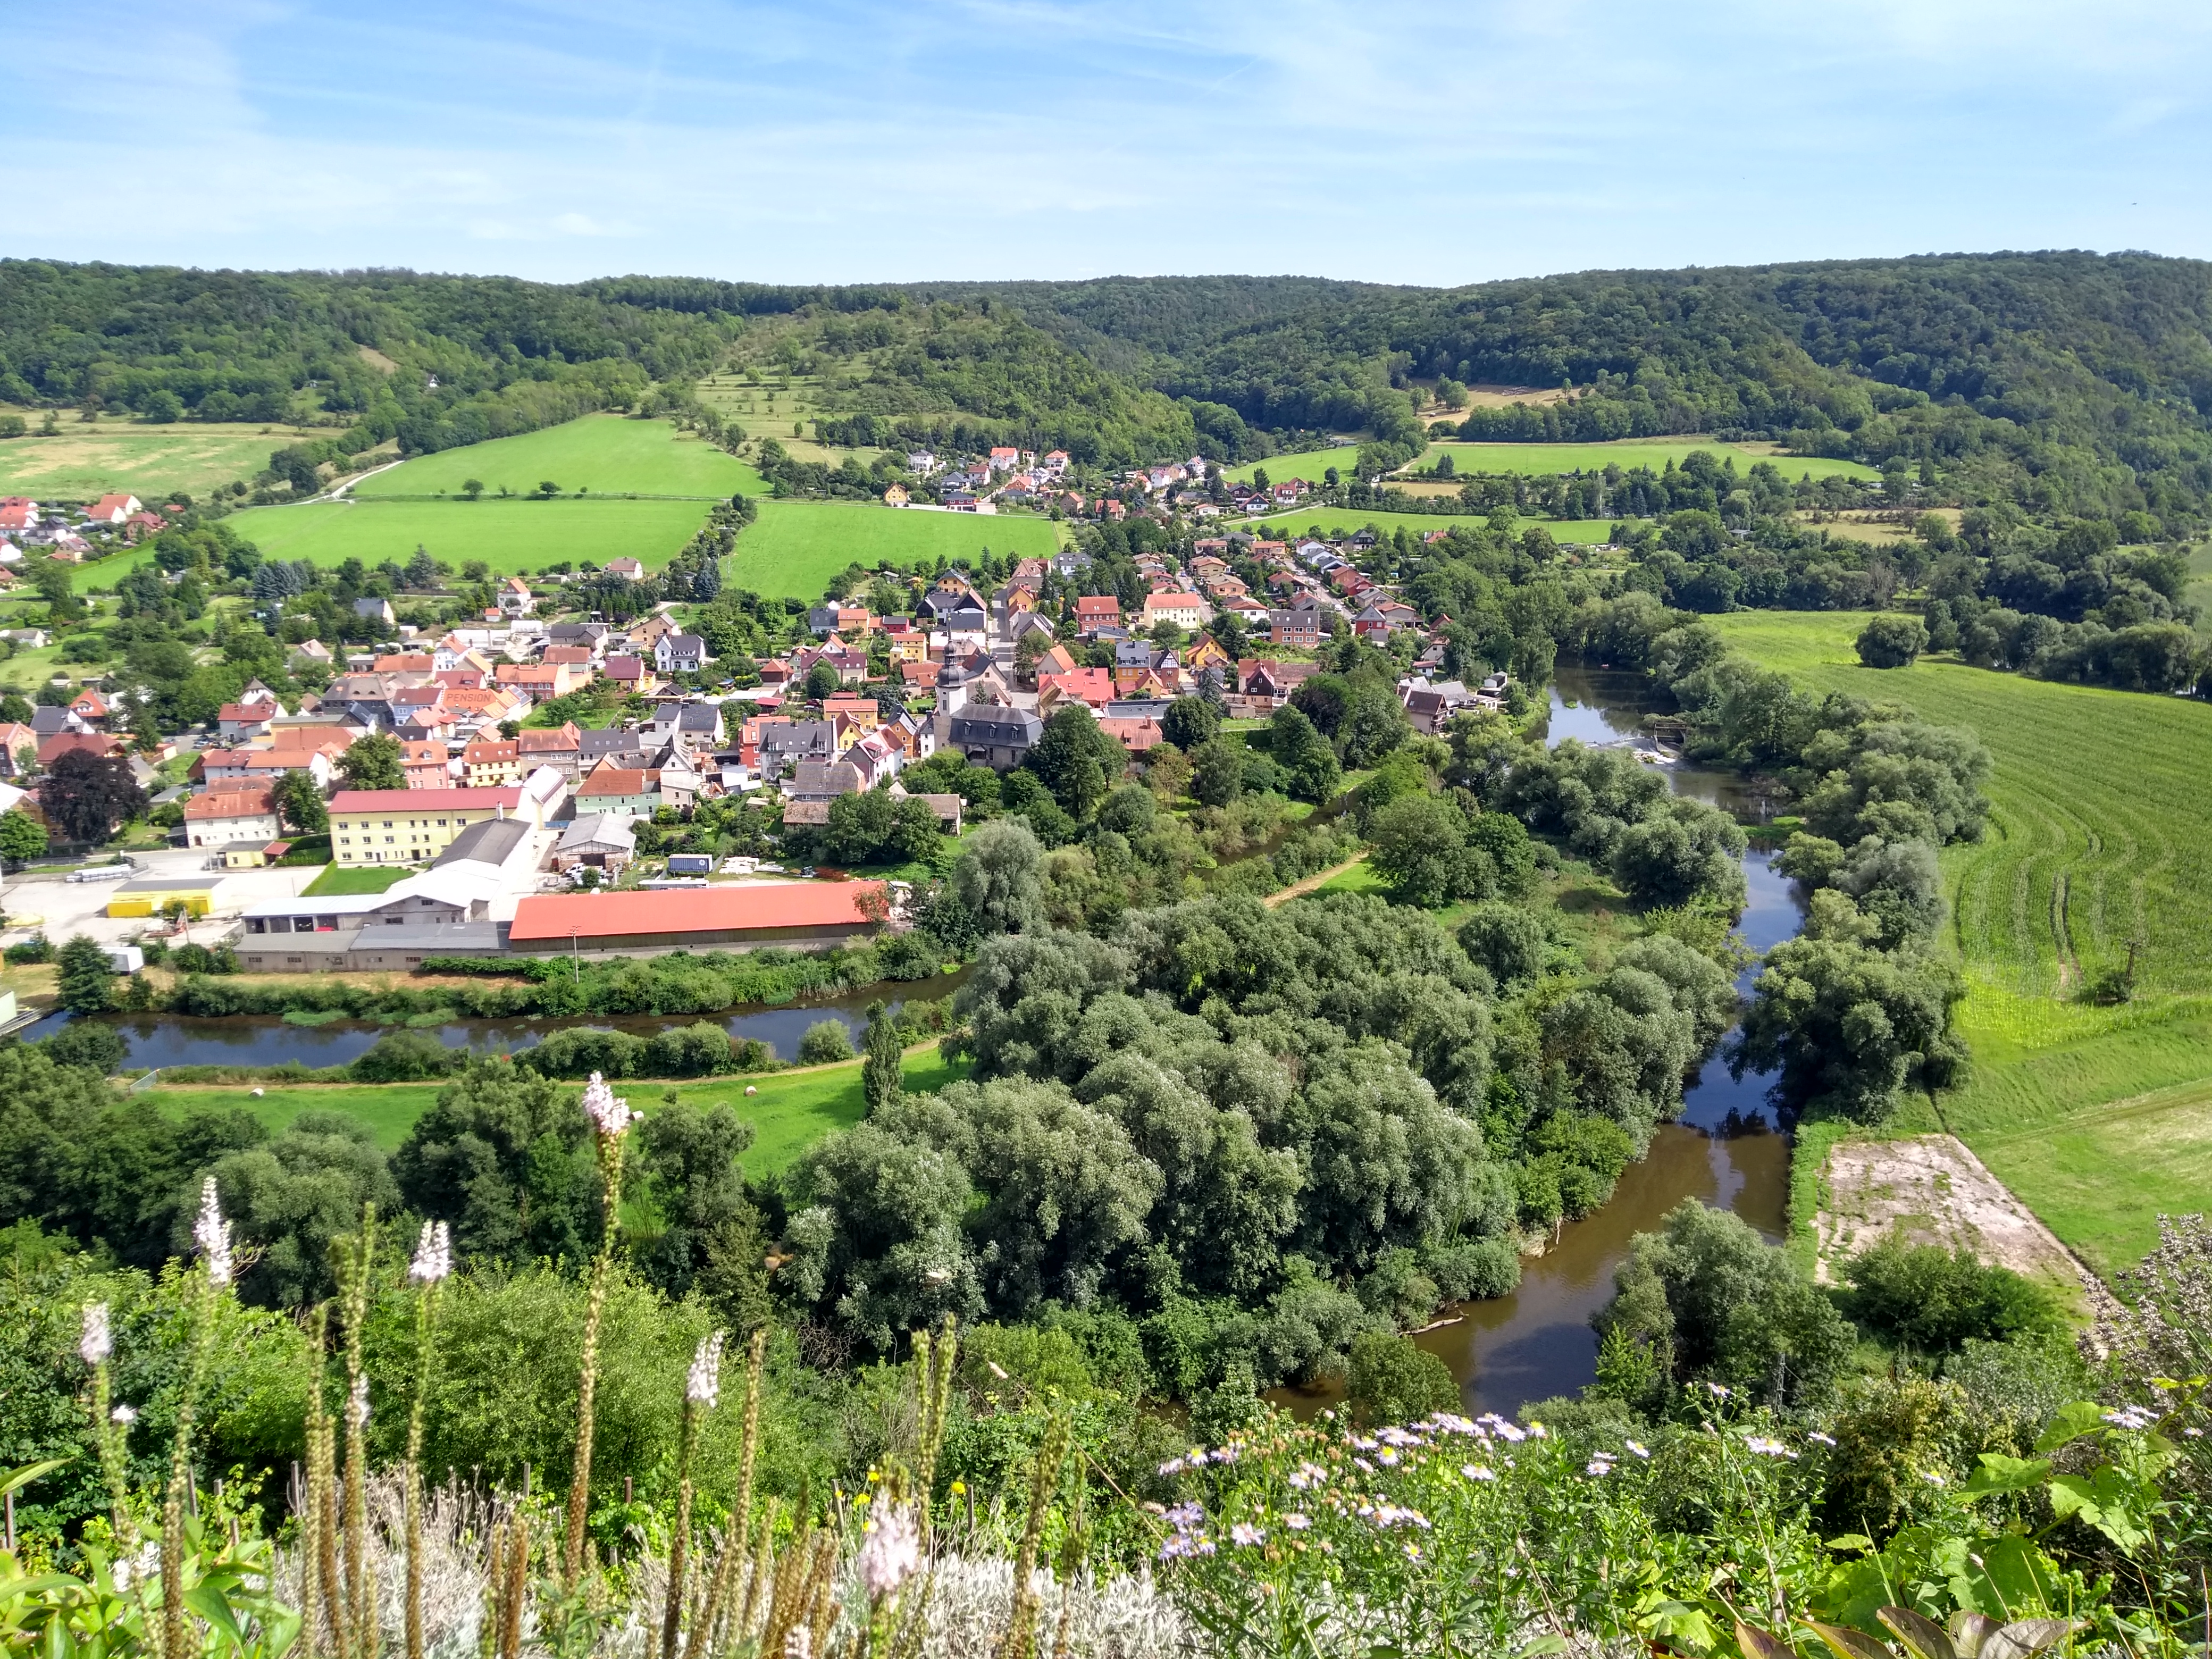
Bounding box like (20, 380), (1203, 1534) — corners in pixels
(7, 0), (2211, 286)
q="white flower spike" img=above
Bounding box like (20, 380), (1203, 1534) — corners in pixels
(687, 1331), (726, 1407)
(408, 1220), (453, 1285)
(349, 1375), (371, 1431)
(194, 1178), (233, 1288)
(580, 1073), (635, 1139)
(856, 1503), (920, 1600)
(80, 1302), (112, 1367)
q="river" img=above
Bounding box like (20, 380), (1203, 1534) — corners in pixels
(24, 974), (968, 1070)
(1291, 664), (1805, 1416)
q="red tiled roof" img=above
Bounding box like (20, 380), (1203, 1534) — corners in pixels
(185, 786), (274, 820)
(577, 767), (653, 797)
(509, 882), (886, 943)
(328, 786), (524, 812)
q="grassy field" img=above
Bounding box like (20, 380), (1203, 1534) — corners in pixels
(1232, 509), (1617, 544)
(148, 1042), (970, 1170)
(727, 502), (1065, 598)
(1228, 440), (1877, 484)
(123, 496), (719, 580)
(352, 415), (768, 500)
(0, 422), (294, 502)
(303, 864), (412, 896)
(1713, 610), (2212, 1273)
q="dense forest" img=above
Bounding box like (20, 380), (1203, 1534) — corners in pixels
(10, 253), (2212, 518)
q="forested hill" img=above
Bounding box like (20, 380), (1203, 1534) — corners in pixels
(6, 253), (2212, 516)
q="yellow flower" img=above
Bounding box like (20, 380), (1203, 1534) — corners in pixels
(950, 1480), (967, 1495)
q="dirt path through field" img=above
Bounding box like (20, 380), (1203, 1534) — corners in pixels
(1264, 853), (1367, 908)
(1815, 1133), (2117, 1318)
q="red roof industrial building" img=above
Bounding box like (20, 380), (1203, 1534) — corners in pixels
(508, 882), (887, 952)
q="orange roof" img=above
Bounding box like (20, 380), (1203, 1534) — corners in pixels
(374, 654), (435, 673)
(509, 882), (887, 944)
(269, 725), (356, 752)
(463, 740), (519, 763)
(185, 786), (274, 820)
(578, 767), (653, 796)
(518, 724), (581, 752)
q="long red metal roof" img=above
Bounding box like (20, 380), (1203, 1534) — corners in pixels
(509, 881), (885, 943)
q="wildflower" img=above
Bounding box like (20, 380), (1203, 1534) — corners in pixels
(1706, 1381), (1731, 1398)
(1158, 1457), (1187, 1476)
(1461, 1464), (1496, 1482)
(1586, 1459), (1614, 1477)
(1526, 1421), (1547, 1438)
(1745, 1436), (1798, 1460)
(408, 1220), (453, 1284)
(1164, 1502), (1205, 1532)
(1210, 1444), (1241, 1464)
(349, 1375), (371, 1430)
(580, 1072), (636, 1139)
(784, 1629), (811, 1659)
(686, 1330), (726, 1407)
(2184, 1428), (2204, 1439)
(1284, 1512), (1311, 1531)
(1288, 1461), (1329, 1490)
(1350, 1435), (1379, 1451)
(111, 1403), (138, 1425)
(1806, 1431), (1837, 1447)
(2102, 1406), (2157, 1431)
(950, 1480), (967, 1494)
(1430, 1413), (1478, 1436)
(1376, 1447), (1400, 1466)
(1624, 1440), (1650, 1459)
(1230, 1522), (1264, 1547)
(80, 1302), (111, 1367)
(857, 1504), (920, 1599)
(1353, 1457), (1373, 1473)
(1403, 1541), (1422, 1561)
(193, 1177), (232, 1287)
(1922, 1470), (1947, 1488)
(1376, 1427), (1420, 1447)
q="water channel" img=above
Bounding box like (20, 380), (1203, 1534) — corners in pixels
(25, 974), (968, 1070)
(1289, 664), (1805, 1417)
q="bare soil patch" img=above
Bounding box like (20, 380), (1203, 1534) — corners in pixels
(1816, 1133), (2096, 1303)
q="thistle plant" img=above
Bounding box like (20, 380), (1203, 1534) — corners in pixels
(405, 1221), (452, 1659)
(566, 1072), (638, 1583)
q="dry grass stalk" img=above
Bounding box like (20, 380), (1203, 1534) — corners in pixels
(566, 1075), (635, 1584)
(991, 1416), (1070, 1659)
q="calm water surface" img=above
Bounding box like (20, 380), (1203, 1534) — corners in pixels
(26, 974), (967, 1069)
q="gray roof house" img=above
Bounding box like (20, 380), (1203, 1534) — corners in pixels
(353, 598), (396, 626)
(946, 705), (1043, 771)
(757, 719), (836, 780)
(655, 633), (709, 674)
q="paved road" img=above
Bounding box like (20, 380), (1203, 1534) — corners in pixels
(3, 849), (323, 945)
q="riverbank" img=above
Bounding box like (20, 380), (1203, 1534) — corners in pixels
(146, 1039), (972, 1172)
(1708, 609), (2212, 1276)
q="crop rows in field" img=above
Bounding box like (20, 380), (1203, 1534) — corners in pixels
(1711, 612), (2212, 1001)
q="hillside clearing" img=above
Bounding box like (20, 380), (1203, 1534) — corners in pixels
(1228, 440), (1877, 484)
(0, 422), (292, 501)
(351, 414), (768, 499)
(725, 501), (1065, 598)
(1233, 509), (1617, 543)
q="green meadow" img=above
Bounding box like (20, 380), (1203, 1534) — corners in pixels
(725, 501), (1065, 599)
(1713, 609), (2212, 1270)
(150, 1042), (972, 1172)
(352, 414), (768, 499)
(0, 421), (288, 502)
(198, 496), (715, 579)
(1231, 509), (1616, 543)
(1228, 440), (1876, 484)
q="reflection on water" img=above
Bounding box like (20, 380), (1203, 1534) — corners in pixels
(1287, 665), (1805, 1418)
(26, 973), (967, 1071)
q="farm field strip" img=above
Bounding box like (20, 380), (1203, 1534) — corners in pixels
(725, 500), (1064, 598)
(351, 414), (768, 499)
(1228, 440), (1877, 483)
(1233, 509), (1616, 543)
(0, 423), (295, 501)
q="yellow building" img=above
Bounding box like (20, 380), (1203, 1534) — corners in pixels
(327, 782), (557, 866)
(107, 875), (228, 918)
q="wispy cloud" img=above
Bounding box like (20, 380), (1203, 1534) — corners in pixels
(4, 0), (2209, 282)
